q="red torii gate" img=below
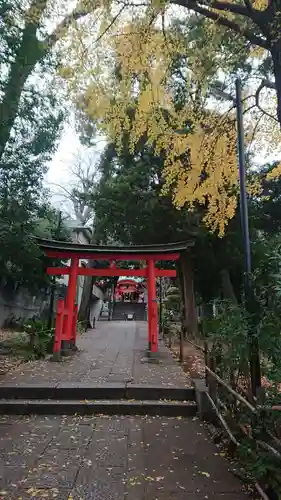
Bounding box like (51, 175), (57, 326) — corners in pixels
(37, 239), (192, 358)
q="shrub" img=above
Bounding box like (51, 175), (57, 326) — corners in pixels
(23, 318), (54, 358)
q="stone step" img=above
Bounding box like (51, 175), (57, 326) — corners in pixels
(0, 383), (196, 401)
(0, 398), (198, 416)
(111, 317), (145, 321)
(112, 303), (146, 321)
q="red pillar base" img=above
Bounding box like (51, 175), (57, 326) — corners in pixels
(51, 299), (64, 362)
(70, 303), (79, 351)
(64, 256), (79, 352)
(52, 257), (79, 360)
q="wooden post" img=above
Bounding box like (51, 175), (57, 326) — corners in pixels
(181, 251), (198, 337)
(147, 259), (158, 353)
(177, 260), (186, 363)
(208, 355), (217, 406)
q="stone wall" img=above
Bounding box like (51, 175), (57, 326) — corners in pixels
(0, 286), (51, 327)
(0, 281), (104, 329)
(0, 224), (104, 327)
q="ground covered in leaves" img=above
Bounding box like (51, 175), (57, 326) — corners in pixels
(169, 340), (206, 379)
(0, 329), (28, 379)
(0, 414), (250, 499)
(0, 322), (191, 387)
(0, 322), (252, 499)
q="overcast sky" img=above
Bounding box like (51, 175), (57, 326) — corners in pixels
(46, 125), (82, 187)
(45, 120), (106, 214)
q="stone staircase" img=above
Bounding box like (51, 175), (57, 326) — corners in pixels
(0, 383), (197, 417)
(112, 301), (146, 321)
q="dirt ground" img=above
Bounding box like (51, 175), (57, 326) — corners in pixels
(0, 329), (26, 378)
(169, 340), (206, 379)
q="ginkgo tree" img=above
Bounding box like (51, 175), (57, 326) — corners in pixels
(59, 0), (281, 235)
(170, 0), (281, 122)
(4, 0), (281, 235)
(62, 12), (260, 235)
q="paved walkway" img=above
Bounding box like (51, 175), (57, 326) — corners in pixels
(0, 414), (249, 499)
(0, 321), (250, 499)
(0, 321), (190, 387)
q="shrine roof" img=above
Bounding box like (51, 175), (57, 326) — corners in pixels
(36, 238), (193, 258)
(117, 276), (144, 283)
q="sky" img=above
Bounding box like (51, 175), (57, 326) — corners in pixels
(45, 125), (81, 187)
(45, 119), (106, 215)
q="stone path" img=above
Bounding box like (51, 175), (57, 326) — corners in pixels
(0, 414), (249, 499)
(0, 321), (190, 387)
(0, 321), (250, 499)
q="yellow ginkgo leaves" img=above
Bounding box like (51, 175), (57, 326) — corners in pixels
(62, 15), (252, 237)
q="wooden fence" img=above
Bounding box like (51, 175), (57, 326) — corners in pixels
(184, 337), (281, 500)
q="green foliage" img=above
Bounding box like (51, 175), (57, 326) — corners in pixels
(0, 1), (68, 289)
(0, 35), (66, 288)
(76, 320), (87, 335)
(0, 204), (69, 290)
(23, 318), (54, 359)
(0, 0), (88, 160)
(203, 284), (281, 495)
(94, 141), (198, 245)
(164, 286), (181, 315)
(204, 300), (250, 380)
(93, 138), (246, 305)
(198, 227), (281, 496)
(0, 317), (54, 360)
(250, 162), (281, 235)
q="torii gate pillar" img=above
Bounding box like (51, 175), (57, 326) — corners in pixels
(61, 256), (79, 354)
(147, 259), (158, 352)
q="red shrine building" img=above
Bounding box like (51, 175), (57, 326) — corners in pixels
(115, 277), (145, 303)
(37, 238), (192, 356)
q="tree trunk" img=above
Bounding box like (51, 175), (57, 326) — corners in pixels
(177, 261), (186, 362)
(78, 229), (97, 324)
(271, 39), (281, 127)
(220, 269), (237, 304)
(181, 251), (198, 337)
(78, 270), (95, 325)
(0, 24), (44, 160)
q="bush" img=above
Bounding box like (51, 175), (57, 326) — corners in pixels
(23, 318), (54, 358)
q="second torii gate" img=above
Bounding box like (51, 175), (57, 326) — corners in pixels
(37, 239), (192, 358)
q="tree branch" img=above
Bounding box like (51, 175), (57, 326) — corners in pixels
(248, 111), (264, 150)
(255, 78), (278, 122)
(208, 1), (252, 16)
(47, 182), (75, 199)
(171, 0), (269, 48)
(244, 0), (254, 13)
(46, 1), (101, 48)
(94, 5), (125, 45)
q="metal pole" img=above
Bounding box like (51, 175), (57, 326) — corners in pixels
(47, 211), (62, 330)
(235, 78), (261, 396)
